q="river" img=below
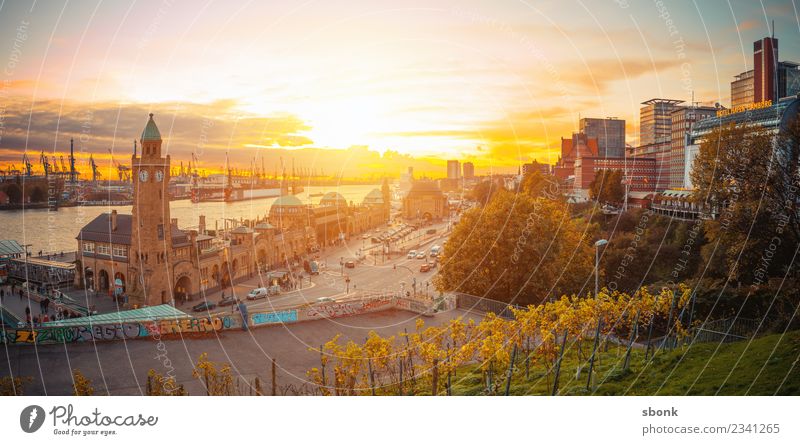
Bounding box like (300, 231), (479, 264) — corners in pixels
(0, 184), (380, 255)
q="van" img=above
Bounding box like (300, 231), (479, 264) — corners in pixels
(430, 245), (442, 257)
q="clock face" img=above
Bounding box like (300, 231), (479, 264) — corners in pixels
(155, 170), (164, 182)
(139, 170), (149, 182)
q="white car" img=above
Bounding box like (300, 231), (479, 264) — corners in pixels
(247, 287), (269, 300)
(416, 251), (426, 259)
(407, 250), (417, 259)
(316, 297), (336, 304)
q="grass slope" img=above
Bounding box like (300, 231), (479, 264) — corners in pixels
(449, 330), (800, 396)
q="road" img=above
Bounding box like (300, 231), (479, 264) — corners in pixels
(177, 220), (452, 314)
(0, 308), (482, 395)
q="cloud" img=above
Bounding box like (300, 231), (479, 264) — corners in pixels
(0, 96), (314, 165)
(558, 57), (684, 93)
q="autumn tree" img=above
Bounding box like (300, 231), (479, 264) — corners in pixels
(469, 178), (503, 206)
(690, 119), (800, 284)
(589, 169), (624, 204)
(434, 190), (594, 305)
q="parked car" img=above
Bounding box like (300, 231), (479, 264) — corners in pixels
(247, 287), (269, 300)
(192, 300), (216, 312)
(316, 296), (336, 304)
(344, 260), (356, 269)
(416, 251), (426, 259)
(407, 250), (417, 259)
(218, 295), (237, 306)
(420, 263), (432, 272)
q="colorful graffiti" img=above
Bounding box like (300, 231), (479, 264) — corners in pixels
(305, 297), (392, 319)
(251, 310), (297, 326)
(1, 316), (233, 345)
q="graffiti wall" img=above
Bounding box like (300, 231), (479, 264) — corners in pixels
(302, 296), (394, 321)
(251, 310), (297, 326)
(1, 315), (234, 345)
(1, 294), (449, 345)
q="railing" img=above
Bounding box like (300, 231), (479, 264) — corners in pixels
(453, 292), (521, 319)
(693, 317), (760, 344)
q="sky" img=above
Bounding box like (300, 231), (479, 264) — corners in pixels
(1, 0), (799, 177)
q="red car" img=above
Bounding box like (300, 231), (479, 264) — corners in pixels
(420, 263), (432, 272)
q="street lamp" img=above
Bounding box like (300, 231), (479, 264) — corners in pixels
(594, 239), (608, 298)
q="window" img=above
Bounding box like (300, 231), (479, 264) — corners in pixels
(112, 245), (127, 258)
(83, 242), (94, 253)
(97, 244), (110, 255)
(158, 224), (164, 240)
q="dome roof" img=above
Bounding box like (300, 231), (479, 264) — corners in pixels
(320, 191), (347, 206)
(362, 188), (384, 205)
(271, 194), (304, 207)
(140, 113), (162, 141)
(255, 222), (275, 230)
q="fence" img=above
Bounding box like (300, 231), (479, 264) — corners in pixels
(454, 292), (521, 319)
(692, 317), (760, 344)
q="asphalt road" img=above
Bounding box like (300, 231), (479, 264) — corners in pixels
(178, 221), (452, 314)
(0, 308), (482, 395)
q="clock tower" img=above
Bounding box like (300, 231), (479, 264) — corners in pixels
(130, 113), (173, 306)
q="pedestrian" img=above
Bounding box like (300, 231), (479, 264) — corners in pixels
(0, 287), (4, 302)
(44, 297), (50, 314)
(18, 289), (23, 300)
(41, 313), (49, 323)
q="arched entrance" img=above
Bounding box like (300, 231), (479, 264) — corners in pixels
(211, 264), (220, 287)
(84, 267), (94, 290)
(98, 269), (110, 293)
(257, 248), (267, 272)
(174, 275), (191, 304)
(114, 272), (126, 292)
(220, 261), (231, 288)
(422, 212), (433, 222)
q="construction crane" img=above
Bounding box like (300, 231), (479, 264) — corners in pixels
(22, 153), (32, 176)
(60, 156), (68, 174)
(107, 148), (130, 182)
(40, 152), (51, 177)
(90, 155), (101, 183)
(51, 156), (60, 173)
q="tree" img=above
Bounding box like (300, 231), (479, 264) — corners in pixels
(469, 178), (503, 206)
(690, 119), (800, 284)
(434, 190), (594, 305)
(520, 169), (562, 200)
(589, 169), (624, 204)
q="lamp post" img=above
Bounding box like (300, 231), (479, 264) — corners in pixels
(594, 239), (608, 298)
(587, 238), (608, 391)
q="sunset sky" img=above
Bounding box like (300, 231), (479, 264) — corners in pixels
(1, 0), (799, 177)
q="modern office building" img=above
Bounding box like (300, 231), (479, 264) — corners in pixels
(462, 162), (475, 180)
(684, 96), (800, 189)
(639, 99), (684, 146)
(731, 70), (755, 108)
(579, 117), (626, 157)
(779, 61), (800, 98)
(754, 36), (779, 103)
(670, 105), (718, 189)
(731, 36), (800, 108)
(446, 160), (460, 180)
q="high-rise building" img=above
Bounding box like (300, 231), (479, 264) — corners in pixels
(670, 106), (717, 189)
(462, 162), (475, 180)
(731, 70), (754, 108)
(446, 160), (460, 180)
(754, 36), (779, 103)
(579, 117), (626, 157)
(778, 61), (800, 98)
(730, 36), (800, 108)
(639, 99), (684, 146)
